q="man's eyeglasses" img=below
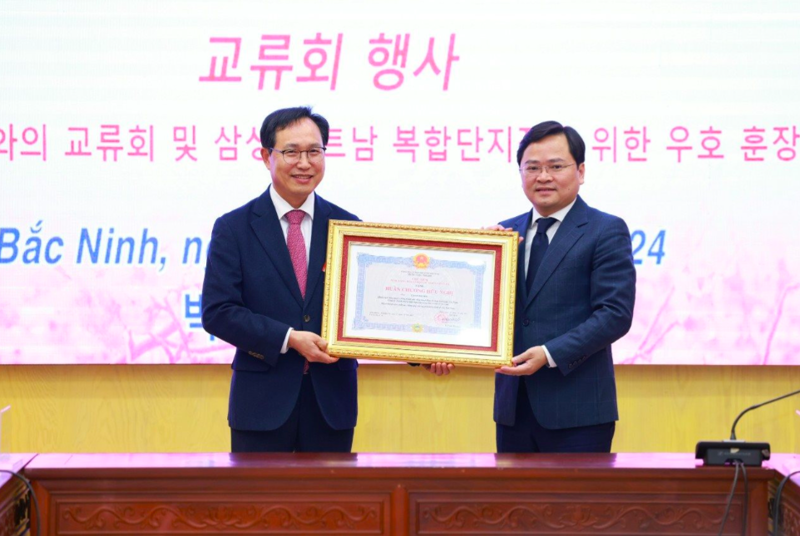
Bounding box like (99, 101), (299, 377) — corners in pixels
(271, 147), (327, 164)
(521, 163), (576, 177)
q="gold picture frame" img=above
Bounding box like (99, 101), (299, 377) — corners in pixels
(321, 221), (518, 368)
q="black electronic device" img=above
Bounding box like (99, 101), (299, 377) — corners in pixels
(695, 440), (771, 467)
(695, 388), (800, 467)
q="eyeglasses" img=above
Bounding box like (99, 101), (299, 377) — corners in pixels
(271, 147), (327, 164)
(521, 163), (576, 177)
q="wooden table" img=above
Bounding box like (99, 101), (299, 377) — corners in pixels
(22, 452), (800, 535)
(766, 454), (800, 535)
(1, 454), (34, 536)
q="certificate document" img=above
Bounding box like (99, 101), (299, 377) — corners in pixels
(321, 221), (518, 367)
(344, 245), (495, 348)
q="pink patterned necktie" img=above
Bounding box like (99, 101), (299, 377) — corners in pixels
(285, 209), (308, 297)
(286, 210), (309, 373)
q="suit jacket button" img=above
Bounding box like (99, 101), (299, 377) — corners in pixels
(522, 318), (530, 326)
(303, 314), (311, 323)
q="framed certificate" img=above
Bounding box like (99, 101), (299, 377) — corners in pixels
(321, 221), (518, 368)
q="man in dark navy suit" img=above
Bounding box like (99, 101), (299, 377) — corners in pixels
(202, 107), (359, 452)
(492, 121), (636, 453)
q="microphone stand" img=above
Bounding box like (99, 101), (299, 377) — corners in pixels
(696, 388), (800, 467)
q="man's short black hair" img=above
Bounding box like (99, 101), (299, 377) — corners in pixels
(259, 106), (329, 150)
(516, 121), (585, 166)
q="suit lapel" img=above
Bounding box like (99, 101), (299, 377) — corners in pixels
(305, 195), (331, 304)
(511, 211), (532, 306)
(525, 196), (589, 309)
(250, 188), (305, 307)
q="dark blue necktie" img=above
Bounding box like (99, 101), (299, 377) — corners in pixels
(526, 217), (557, 293)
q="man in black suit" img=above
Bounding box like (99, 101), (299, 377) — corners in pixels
(426, 121), (636, 453)
(202, 107), (359, 452)
(493, 121), (636, 453)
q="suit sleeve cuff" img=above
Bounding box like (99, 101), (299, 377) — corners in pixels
(281, 328), (292, 354)
(543, 345), (556, 368)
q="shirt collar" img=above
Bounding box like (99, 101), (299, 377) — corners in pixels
(531, 198), (577, 228)
(270, 187), (315, 221)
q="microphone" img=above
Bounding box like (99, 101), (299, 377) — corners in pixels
(696, 388), (800, 467)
